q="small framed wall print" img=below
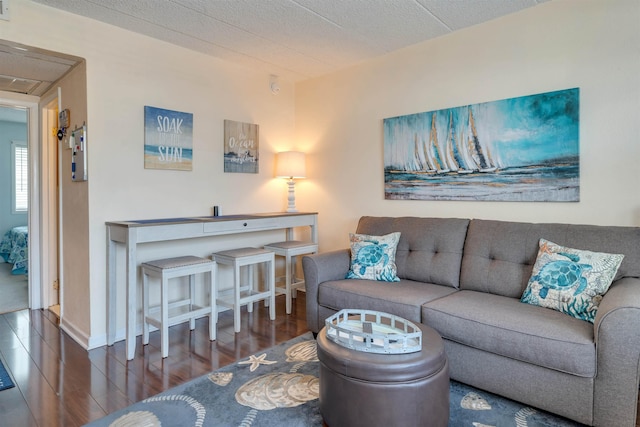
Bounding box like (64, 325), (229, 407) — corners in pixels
(224, 119), (259, 174)
(144, 106), (193, 171)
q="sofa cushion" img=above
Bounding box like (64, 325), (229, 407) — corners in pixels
(346, 232), (401, 282)
(521, 239), (624, 323)
(356, 217), (470, 288)
(318, 278), (458, 325)
(422, 290), (596, 377)
(460, 219), (640, 298)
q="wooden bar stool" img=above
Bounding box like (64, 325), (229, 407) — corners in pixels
(263, 240), (318, 314)
(142, 255), (216, 358)
(212, 247), (276, 333)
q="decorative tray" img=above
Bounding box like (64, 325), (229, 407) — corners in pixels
(324, 309), (422, 354)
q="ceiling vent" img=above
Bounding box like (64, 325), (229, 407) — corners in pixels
(0, 74), (43, 94)
(0, 0), (9, 21)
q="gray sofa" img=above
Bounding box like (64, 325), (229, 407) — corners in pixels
(302, 216), (640, 426)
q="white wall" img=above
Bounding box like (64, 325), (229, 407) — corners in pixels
(295, 0), (640, 251)
(41, 61), (90, 343)
(2, 0), (639, 349)
(2, 0), (298, 347)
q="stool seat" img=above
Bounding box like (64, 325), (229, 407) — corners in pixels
(142, 255), (216, 358)
(212, 247), (276, 333)
(214, 247), (274, 259)
(264, 240), (318, 314)
(263, 241), (318, 252)
(143, 255), (213, 270)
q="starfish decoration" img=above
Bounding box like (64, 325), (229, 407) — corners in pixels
(540, 241), (553, 256)
(238, 353), (277, 372)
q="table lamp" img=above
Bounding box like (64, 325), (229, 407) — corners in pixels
(276, 151), (306, 212)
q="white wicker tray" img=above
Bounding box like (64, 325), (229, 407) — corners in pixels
(324, 309), (422, 354)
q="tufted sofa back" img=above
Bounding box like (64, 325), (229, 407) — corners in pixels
(460, 219), (640, 298)
(356, 216), (469, 288)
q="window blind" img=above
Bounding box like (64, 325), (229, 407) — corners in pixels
(13, 143), (28, 212)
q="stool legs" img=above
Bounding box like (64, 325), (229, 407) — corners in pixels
(143, 271), (150, 346)
(284, 253), (293, 314)
(141, 257), (217, 359)
(264, 242), (317, 316)
(210, 266), (217, 341)
(233, 262), (242, 333)
(213, 250), (276, 333)
(247, 266), (254, 314)
(281, 253), (310, 315)
(291, 255), (300, 298)
(267, 259), (276, 320)
(189, 274), (196, 330)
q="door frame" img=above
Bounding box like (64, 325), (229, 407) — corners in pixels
(40, 92), (61, 311)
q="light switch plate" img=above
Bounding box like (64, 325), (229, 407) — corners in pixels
(0, 1), (9, 21)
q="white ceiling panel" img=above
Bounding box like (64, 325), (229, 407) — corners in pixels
(417, 0), (543, 31)
(295, 0), (451, 52)
(174, 0), (381, 66)
(6, 0), (548, 89)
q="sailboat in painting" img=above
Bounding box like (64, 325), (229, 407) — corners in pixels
(382, 88), (580, 202)
(467, 107), (497, 173)
(428, 113), (450, 174)
(401, 107), (498, 176)
(414, 134), (435, 173)
(447, 110), (474, 174)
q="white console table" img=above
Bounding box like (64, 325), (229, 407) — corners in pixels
(106, 212), (318, 360)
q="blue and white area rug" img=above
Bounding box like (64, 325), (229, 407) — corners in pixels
(87, 333), (583, 427)
(0, 358), (15, 392)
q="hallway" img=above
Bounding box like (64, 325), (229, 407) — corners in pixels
(0, 262), (27, 314)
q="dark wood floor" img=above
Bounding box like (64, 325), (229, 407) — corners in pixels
(0, 295), (638, 427)
(0, 294), (309, 427)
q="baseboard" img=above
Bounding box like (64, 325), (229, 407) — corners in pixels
(60, 318), (92, 350)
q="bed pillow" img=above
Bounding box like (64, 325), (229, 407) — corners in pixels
(346, 232), (401, 282)
(521, 238), (624, 323)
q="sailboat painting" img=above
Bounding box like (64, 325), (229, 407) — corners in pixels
(383, 88), (579, 201)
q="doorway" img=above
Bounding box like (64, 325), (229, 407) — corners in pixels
(0, 105), (29, 313)
(0, 91), (62, 315)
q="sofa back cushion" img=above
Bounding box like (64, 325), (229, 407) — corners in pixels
(460, 219), (640, 298)
(356, 216), (470, 288)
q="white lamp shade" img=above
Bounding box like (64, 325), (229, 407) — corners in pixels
(276, 151), (306, 178)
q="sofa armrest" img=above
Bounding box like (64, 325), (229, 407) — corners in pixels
(302, 249), (351, 333)
(592, 277), (640, 426)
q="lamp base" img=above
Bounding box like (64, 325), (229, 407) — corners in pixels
(286, 179), (298, 212)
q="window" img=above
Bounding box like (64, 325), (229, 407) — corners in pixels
(12, 141), (28, 213)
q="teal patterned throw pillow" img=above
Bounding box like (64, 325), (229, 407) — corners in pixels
(521, 239), (624, 323)
(346, 232), (401, 282)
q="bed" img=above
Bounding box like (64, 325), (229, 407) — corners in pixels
(0, 226), (28, 275)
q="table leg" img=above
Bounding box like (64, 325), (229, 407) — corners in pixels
(126, 228), (137, 360)
(106, 227), (116, 346)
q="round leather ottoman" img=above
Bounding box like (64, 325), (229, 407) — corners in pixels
(317, 322), (449, 427)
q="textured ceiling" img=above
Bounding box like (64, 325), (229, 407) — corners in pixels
(0, 0), (547, 109)
(25, 0), (547, 83)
